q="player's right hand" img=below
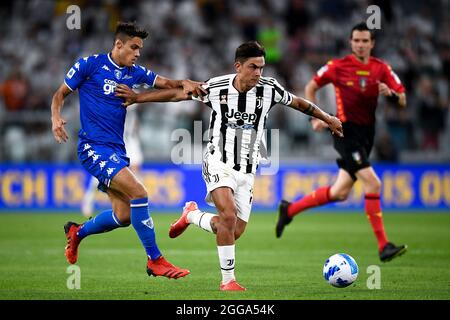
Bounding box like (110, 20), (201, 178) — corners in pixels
(52, 116), (68, 143)
(115, 84), (137, 107)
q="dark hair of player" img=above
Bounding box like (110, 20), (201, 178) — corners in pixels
(235, 41), (266, 63)
(114, 21), (149, 43)
(350, 22), (375, 40)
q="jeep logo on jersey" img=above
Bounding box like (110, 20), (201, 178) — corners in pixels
(225, 109), (257, 122)
(103, 79), (118, 95)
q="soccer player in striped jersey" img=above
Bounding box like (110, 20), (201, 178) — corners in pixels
(276, 22), (408, 262)
(51, 21), (207, 280)
(116, 41), (343, 290)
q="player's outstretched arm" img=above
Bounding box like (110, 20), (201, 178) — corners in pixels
(154, 76), (208, 98)
(288, 95), (344, 137)
(51, 83), (72, 143)
(115, 84), (191, 107)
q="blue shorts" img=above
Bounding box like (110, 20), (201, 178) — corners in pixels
(77, 139), (130, 192)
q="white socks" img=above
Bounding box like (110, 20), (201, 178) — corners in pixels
(187, 210), (216, 233)
(187, 210), (236, 284)
(217, 245), (235, 284)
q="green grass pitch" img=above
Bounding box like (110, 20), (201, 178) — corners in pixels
(0, 211), (449, 300)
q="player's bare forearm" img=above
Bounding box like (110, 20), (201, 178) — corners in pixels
(51, 84), (71, 118)
(154, 76), (207, 97)
(136, 88), (190, 103)
(289, 96), (327, 121)
(115, 84), (190, 106)
(289, 96), (343, 137)
(51, 84), (71, 143)
(154, 76), (182, 89)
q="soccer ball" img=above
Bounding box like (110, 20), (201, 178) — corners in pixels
(323, 253), (359, 288)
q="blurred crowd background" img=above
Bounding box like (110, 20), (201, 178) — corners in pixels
(0, 0), (449, 164)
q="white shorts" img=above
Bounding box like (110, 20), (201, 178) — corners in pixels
(202, 152), (255, 222)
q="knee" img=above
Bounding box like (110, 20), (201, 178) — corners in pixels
(130, 183), (148, 200)
(219, 210), (237, 231)
(330, 188), (351, 202)
(365, 177), (382, 194)
(119, 220), (131, 227)
(234, 227), (245, 240)
(114, 210), (131, 226)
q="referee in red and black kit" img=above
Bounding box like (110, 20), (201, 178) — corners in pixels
(277, 22), (407, 262)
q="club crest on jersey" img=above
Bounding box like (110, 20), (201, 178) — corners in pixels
(352, 151), (362, 164)
(256, 96), (263, 109)
(359, 77), (367, 91)
(109, 153), (120, 164)
(114, 70), (122, 80)
(220, 94), (228, 104)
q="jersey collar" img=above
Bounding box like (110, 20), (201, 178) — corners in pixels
(107, 53), (125, 69)
(349, 53), (371, 65)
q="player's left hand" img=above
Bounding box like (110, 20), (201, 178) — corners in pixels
(115, 84), (137, 107)
(181, 79), (208, 98)
(378, 82), (392, 97)
(52, 116), (69, 143)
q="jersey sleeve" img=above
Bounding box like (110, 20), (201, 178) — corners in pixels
(135, 65), (158, 88)
(313, 60), (337, 87)
(381, 63), (405, 93)
(64, 55), (98, 91)
(272, 78), (294, 106)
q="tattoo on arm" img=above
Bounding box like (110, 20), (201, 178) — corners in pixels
(303, 103), (316, 116)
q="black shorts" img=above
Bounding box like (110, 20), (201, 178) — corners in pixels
(332, 122), (375, 181)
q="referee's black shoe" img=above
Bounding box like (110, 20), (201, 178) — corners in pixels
(379, 242), (407, 262)
(276, 200), (292, 238)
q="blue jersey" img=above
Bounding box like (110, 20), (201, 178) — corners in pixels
(64, 53), (157, 145)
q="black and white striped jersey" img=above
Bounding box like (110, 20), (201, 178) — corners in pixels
(194, 73), (294, 174)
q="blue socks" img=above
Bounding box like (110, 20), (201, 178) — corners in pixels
(76, 198), (162, 261)
(77, 209), (124, 239)
(130, 197), (162, 260)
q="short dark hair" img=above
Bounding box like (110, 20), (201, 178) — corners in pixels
(350, 22), (375, 40)
(114, 21), (149, 43)
(235, 41), (266, 63)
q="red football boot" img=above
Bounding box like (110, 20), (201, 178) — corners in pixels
(220, 279), (246, 291)
(64, 222), (82, 264)
(146, 256), (190, 279)
(169, 201), (198, 238)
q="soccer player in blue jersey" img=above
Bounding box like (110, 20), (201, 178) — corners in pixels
(51, 21), (205, 279)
